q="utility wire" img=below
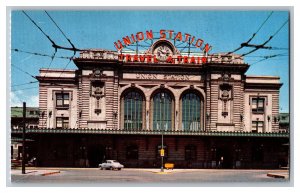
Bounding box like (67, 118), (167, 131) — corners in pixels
(41, 50), (57, 80)
(57, 58), (73, 79)
(249, 53), (288, 65)
(11, 63), (37, 80)
(22, 11), (57, 50)
(240, 19), (289, 57)
(22, 10), (82, 53)
(11, 86), (39, 92)
(12, 49), (72, 60)
(226, 11), (273, 55)
(12, 81), (39, 87)
(272, 19), (289, 38)
(226, 33), (255, 55)
(267, 47), (289, 50)
(44, 10), (77, 55)
(240, 36), (273, 57)
(244, 53), (288, 58)
(255, 11), (274, 34)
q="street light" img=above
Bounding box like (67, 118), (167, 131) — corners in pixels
(22, 102), (26, 174)
(160, 93), (165, 172)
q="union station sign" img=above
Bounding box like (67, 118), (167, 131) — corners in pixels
(114, 29), (212, 64)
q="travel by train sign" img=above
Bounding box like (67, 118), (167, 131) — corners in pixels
(118, 53), (208, 64)
(114, 30), (211, 64)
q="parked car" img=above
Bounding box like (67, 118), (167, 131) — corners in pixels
(99, 160), (124, 170)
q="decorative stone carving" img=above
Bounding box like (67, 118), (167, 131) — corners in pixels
(219, 84), (232, 118)
(91, 82), (105, 115)
(89, 69), (107, 80)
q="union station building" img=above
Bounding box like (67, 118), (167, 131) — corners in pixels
(12, 33), (289, 169)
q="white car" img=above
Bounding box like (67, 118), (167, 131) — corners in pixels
(99, 160), (124, 170)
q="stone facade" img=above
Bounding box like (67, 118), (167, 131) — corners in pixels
(27, 40), (288, 168)
(37, 50), (282, 134)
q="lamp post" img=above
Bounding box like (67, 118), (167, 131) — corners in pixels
(22, 102), (26, 174)
(160, 93), (165, 172)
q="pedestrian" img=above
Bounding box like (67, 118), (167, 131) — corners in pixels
(220, 156), (224, 168)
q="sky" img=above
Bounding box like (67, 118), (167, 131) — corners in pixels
(10, 10), (289, 112)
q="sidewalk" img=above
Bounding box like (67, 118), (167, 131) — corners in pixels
(11, 169), (60, 176)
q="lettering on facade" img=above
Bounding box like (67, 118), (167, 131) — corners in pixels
(135, 73), (190, 81)
(136, 74), (158, 79)
(118, 54), (207, 64)
(114, 29), (212, 53)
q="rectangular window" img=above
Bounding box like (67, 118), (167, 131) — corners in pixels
(56, 93), (70, 108)
(252, 98), (264, 113)
(251, 121), (264, 133)
(56, 117), (69, 129)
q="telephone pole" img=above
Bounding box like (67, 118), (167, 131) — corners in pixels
(22, 102), (26, 174)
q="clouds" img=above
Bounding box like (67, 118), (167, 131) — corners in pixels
(10, 90), (39, 107)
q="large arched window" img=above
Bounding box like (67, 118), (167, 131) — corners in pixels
(123, 90), (144, 130)
(181, 92), (201, 131)
(152, 91), (173, 131)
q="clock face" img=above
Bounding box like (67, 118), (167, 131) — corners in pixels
(153, 44), (173, 61)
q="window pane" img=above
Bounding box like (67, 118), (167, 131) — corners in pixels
(64, 99), (69, 105)
(252, 98), (264, 113)
(124, 91), (143, 130)
(56, 118), (62, 127)
(252, 121), (264, 132)
(56, 94), (62, 99)
(63, 119), (69, 128)
(153, 91), (172, 131)
(63, 93), (69, 100)
(182, 92), (201, 131)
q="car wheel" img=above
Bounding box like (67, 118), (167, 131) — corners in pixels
(118, 168), (121, 170)
(110, 167), (113, 170)
(100, 167), (103, 170)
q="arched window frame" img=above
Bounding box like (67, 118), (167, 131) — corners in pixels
(121, 89), (146, 130)
(150, 89), (175, 131)
(180, 90), (204, 131)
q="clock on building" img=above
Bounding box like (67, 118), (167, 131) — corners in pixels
(153, 44), (173, 61)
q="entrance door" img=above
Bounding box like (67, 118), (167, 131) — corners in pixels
(87, 146), (104, 168)
(216, 147), (233, 169)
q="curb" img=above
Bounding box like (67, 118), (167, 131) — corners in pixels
(267, 173), (287, 179)
(41, 171), (61, 176)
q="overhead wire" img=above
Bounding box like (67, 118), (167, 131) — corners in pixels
(22, 10), (82, 53)
(57, 57), (74, 79)
(240, 19), (289, 57)
(226, 11), (274, 56)
(44, 10), (77, 56)
(41, 50), (57, 80)
(22, 10), (57, 53)
(11, 86), (39, 92)
(12, 81), (39, 87)
(12, 48), (72, 60)
(244, 53), (288, 58)
(246, 53), (288, 66)
(11, 63), (37, 80)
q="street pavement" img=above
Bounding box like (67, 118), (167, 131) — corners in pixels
(9, 167), (290, 186)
